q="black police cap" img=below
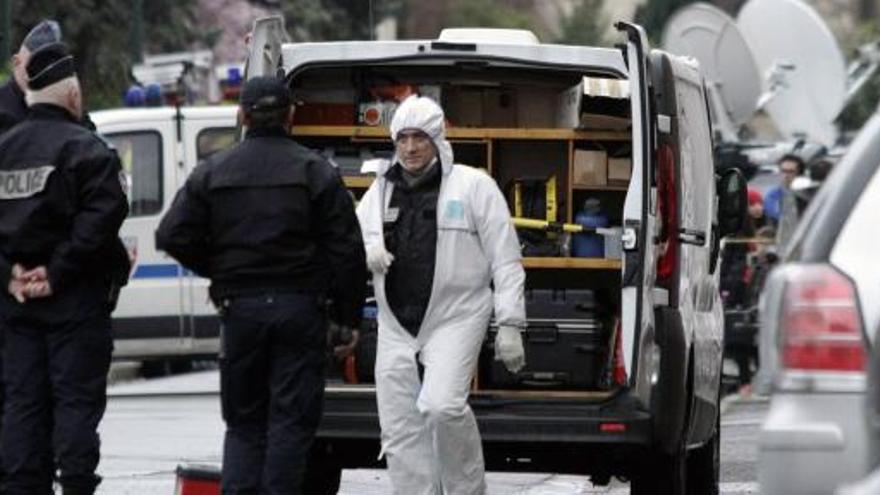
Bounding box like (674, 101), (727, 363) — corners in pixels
(26, 42), (76, 91)
(240, 76), (291, 113)
(22, 19), (62, 52)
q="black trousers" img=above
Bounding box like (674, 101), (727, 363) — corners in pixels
(219, 293), (326, 495)
(1, 312), (112, 495)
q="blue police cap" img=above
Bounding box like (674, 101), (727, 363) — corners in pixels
(22, 20), (62, 52)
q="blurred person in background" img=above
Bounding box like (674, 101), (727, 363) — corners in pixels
(0, 20), (61, 134)
(764, 154), (804, 250)
(794, 158), (834, 214)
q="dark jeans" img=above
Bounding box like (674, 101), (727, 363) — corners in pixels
(1, 313), (112, 495)
(219, 293), (326, 495)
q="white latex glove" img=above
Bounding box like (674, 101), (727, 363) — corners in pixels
(495, 325), (525, 373)
(366, 244), (395, 275)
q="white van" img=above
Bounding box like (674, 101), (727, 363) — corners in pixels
(102, 18), (746, 492)
(236, 18), (745, 494)
(91, 106), (237, 363)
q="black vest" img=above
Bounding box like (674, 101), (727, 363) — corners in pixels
(383, 162), (442, 337)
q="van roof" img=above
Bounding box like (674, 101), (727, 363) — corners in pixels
(90, 105), (237, 127)
(280, 39), (628, 79)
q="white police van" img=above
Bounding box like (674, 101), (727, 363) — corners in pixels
(92, 106), (237, 364)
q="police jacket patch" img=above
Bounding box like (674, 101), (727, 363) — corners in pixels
(0, 165), (54, 199)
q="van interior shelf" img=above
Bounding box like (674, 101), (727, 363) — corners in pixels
(292, 125), (630, 141)
(572, 184), (629, 192)
(522, 257), (621, 269)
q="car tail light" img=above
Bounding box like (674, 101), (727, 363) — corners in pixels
(656, 144), (678, 289)
(780, 265), (865, 373)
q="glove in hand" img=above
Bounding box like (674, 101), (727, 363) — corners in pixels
(366, 244), (395, 275)
(495, 325), (525, 373)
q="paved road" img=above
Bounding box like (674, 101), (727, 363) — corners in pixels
(94, 371), (765, 494)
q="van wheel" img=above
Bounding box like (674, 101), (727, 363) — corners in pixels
(631, 447), (686, 495)
(686, 404), (721, 494)
(304, 442), (342, 495)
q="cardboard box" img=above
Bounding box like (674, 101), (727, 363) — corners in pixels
(516, 88), (555, 127)
(579, 113), (631, 131)
(445, 88), (484, 127)
(572, 150), (607, 187)
(483, 89), (517, 127)
(608, 157), (632, 184)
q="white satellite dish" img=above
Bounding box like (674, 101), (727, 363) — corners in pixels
(737, 0), (847, 146)
(662, 3), (762, 142)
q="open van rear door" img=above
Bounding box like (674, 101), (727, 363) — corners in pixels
(244, 16), (289, 81)
(616, 22), (658, 402)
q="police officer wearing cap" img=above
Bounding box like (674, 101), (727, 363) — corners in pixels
(0, 20), (62, 134)
(156, 76), (367, 495)
(0, 42), (130, 495)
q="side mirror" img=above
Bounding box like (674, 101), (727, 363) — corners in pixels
(717, 168), (748, 238)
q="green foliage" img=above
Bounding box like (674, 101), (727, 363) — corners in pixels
(556, 0), (607, 46)
(11, 0), (202, 110)
(634, 0), (697, 44)
(837, 22), (880, 132)
(282, 0), (405, 41)
(445, 0), (535, 31)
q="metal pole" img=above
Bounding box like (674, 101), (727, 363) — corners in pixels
(131, 0), (144, 63)
(369, 0), (375, 40)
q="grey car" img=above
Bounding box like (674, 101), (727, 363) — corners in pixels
(756, 108), (880, 495)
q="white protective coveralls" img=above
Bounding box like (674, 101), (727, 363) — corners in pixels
(356, 96), (525, 495)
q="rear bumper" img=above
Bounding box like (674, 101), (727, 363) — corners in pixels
(759, 392), (871, 495)
(319, 384), (652, 473)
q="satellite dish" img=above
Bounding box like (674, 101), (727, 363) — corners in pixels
(737, 0), (847, 146)
(662, 3), (762, 142)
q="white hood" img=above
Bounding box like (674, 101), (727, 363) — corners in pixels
(387, 95), (454, 177)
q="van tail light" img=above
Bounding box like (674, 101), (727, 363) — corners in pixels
(612, 318), (627, 385)
(780, 265), (865, 375)
(656, 144), (678, 289)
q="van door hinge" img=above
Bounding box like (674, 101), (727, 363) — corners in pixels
(622, 227), (638, 250)
(653, 288), (669, 307)
(657, 114), (672, 134)
(678, 228), (707, 246)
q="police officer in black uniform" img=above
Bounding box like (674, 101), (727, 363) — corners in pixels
(0, 20), (62, 134)
(0, 20), (63, 493)
(0, 43), (130, 495)
(156, 76), (367, 495)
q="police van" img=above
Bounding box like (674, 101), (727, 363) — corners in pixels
(91, 106), (237, 365)
(112, 18), (746, 493)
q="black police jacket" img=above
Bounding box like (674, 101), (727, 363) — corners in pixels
(155, 127), (367, 328)
(0, 79), (27, 135)
(0, 104), (131, 324)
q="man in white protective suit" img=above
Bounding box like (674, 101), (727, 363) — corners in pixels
(356, 95), (527, 495)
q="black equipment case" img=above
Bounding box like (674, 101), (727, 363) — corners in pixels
(481, 317), (609, 390)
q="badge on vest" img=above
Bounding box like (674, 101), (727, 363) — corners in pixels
(0, 165), (55, 200)
(384, 207), (400, 223)
(444, 199), (465, 220)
